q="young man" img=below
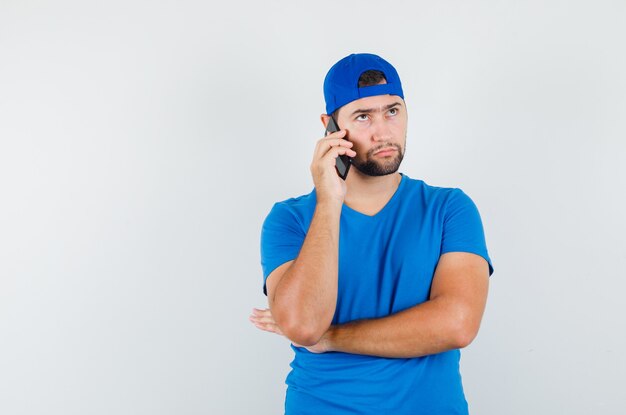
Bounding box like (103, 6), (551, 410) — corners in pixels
(250, 53), (494, 414)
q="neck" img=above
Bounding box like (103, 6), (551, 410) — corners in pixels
(344, 170), (402, 205)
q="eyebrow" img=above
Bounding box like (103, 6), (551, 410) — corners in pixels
(350, 102), (403, 117)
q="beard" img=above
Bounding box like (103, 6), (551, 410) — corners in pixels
(351, 142), (405, 177)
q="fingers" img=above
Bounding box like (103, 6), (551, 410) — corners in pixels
(313, 146), (356, 176)
(313, 139), (356, 166)
(250, 308), (275, 324)
(324, 128), (347, 140)
(310, 130), (353, 203)
(249, 308), (284, 336)
(252, 320), (284, 335)
(315, 130), (354, 160)
(325, 145), (357, 161)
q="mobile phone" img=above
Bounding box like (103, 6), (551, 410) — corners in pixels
(325, 117), (351, 180)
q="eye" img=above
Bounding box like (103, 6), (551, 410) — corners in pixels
(355, 114), (369, 121)
(388, 107), (398, 116)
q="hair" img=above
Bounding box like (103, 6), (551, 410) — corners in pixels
(332, 70), (387, 119)
(357, 70), (387, 88)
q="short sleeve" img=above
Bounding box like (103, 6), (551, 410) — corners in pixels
(441, 189), (494, 276)
(260, 203), (306, 295)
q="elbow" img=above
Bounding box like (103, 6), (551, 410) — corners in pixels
(452, 328), (477, 349)
(288, 329), (325, 347)
(282, 320), (328, 346)
(448, 312), (481, 349)
(274, 311), (329, 346)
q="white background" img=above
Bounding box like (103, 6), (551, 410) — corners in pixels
(1, 1), (625, 414)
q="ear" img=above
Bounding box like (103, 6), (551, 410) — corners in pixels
(320, 114), (331, 129)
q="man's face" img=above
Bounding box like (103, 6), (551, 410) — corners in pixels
(335, 94), (408, 177)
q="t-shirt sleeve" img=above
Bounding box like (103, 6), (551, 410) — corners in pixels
(260, 202), (306, 295)
(441, 189), (494, 276)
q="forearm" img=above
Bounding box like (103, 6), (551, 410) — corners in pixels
(271, 200), (342, 344)
(324, 297), (478, 358)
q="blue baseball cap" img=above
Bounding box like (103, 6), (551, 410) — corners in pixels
(323, 53), (404, 115)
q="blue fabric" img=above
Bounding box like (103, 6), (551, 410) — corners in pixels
(260, 174), (493, 414)
(323, 53), (405, 115)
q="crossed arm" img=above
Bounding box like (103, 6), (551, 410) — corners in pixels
(250, 250), (489, 359)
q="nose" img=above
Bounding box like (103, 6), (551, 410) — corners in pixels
(371, 116), (392, 142)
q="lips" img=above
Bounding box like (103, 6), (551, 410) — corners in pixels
(373, 147), (397, 156)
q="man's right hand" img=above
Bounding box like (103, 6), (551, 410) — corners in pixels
(310, 129), (356, 205)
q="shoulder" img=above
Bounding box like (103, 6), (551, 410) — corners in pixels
(400, 174), (465, 206)
(263, 189), (317, 230)
(274, 189), (317, 210)
(269, 189), (316, 216)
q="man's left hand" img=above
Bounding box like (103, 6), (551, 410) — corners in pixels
(249, 308), (331, 353)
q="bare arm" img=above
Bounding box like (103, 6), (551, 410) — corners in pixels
(266, 201), (341, 346)
(321, 252), (490, 357)
(253, 251), (489, 357)
(265, 128), (355, 346)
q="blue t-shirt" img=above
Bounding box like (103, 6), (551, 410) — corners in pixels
(260, 174), (493, 414)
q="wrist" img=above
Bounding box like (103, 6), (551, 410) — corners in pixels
(315, 188), (345, 207)
(315, 197), (344, 211)
(314, 204), (343, 224)
(321, 325), (338, 353)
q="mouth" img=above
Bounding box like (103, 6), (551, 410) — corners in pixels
(373, 147), (398, 157)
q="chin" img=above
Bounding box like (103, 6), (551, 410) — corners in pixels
(352, 156), (403, 177)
